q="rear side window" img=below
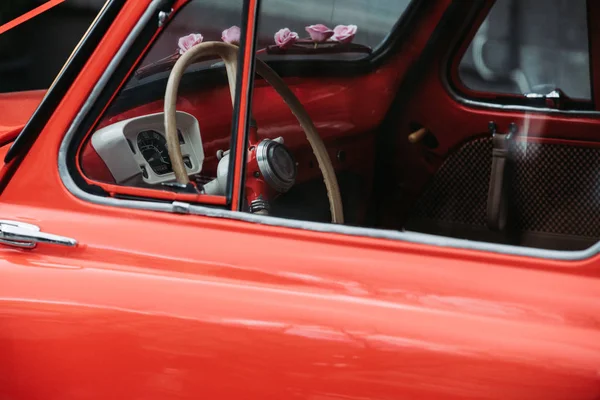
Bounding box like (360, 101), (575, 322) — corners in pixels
(458, 0), (590, 100)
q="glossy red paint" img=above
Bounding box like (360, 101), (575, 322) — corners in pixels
(231, 0), (259, 210)
(244, 125), (270, 205)
(2, 200), (600, 399)
(0, 90), (46, 145)
(1, 0), (600, 399)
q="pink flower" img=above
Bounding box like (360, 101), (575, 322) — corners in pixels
(221, 25), (241, 45)
(305, 24), (334, 42)
(332, 24), (357, 44)
(178, 33), (204, 55)
(274, 28), (299, 49)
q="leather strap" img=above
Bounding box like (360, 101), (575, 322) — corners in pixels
(486, 133), (511, 231)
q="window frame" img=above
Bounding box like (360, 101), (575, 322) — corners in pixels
(50, 0), (600, 262)
(63, 0), (243, 209)
(52, 0), (428, 209)
(446, 0), (596, 113)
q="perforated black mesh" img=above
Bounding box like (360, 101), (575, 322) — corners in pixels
(410, 137), (492, 227)
(409, 137), (600, 238)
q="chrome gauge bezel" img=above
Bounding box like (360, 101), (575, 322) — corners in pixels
(256, 139), (297, 192)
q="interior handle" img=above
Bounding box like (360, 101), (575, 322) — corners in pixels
(408, 127), (429, 144)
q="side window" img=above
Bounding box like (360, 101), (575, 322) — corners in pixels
(237, 0), (413, 221)
(69, 0), (413, 213)
(74, 0), (245, 205)
(458, 0), (591, 101)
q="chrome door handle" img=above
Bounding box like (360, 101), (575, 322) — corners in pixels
(0, 220), (77, 249)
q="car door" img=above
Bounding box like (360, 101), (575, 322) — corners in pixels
(1, 0), (600, 399)
(392, 0), (600, 252)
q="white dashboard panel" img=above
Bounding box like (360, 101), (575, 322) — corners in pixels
(91, 111), (204, 185)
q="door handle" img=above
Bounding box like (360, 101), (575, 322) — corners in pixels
(0, 220), (77, 249)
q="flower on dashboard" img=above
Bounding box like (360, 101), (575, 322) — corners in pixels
(178, 33), (204, 55)
(221, 25), (241, 45)
(331, 24), (357, 44)
(274, 28), (299, 49)
(305, 24), (334, 42)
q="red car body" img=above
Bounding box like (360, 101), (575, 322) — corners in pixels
(1, 0), (600, 399)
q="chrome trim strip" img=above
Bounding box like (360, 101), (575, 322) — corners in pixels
(184, 206), (600, 260)
(58, 0), (600, 261)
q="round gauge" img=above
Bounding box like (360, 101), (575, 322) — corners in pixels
(256, 139), (297, 192)
(268, 144), (296, 181)
(137, 130), (173, 175)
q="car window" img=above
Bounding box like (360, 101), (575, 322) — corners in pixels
(74, 0), (415, 205)
(458, 0), (591, 100)
(74, 0), (247, 205)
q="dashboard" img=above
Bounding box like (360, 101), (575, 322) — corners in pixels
(90, 112), (204, 185)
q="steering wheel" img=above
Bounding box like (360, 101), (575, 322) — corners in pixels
(164, 41), (344, 224)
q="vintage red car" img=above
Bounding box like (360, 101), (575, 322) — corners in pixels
(0, 0), (599, 398)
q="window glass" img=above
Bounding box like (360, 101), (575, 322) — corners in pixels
(75, 0), (413, 202)
(239, 0), (413, 223)
(458, 0), (590, 100)
(66, 0), (600, 256)
(77, 0), (245, 199)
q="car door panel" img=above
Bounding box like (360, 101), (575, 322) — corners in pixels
(1, 0), (600, 398)
(1, 199), (600, 399)
(388, 0), (600, 251)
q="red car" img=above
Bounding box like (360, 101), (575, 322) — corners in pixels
(1, 0), (599, 398)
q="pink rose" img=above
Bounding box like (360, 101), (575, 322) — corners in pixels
(178, 33), (204, 55)
(222, 25), (241, 45)
(274, 28), (299, 49)
(332, 24), (357, 44)
(305, 24), (334, 42)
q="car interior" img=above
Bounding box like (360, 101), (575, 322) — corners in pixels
(72, 0), (599, 252)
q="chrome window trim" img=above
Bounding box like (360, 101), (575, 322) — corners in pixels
(58, 0), (600, 262)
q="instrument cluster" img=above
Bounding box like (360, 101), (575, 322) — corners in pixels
(90, 111), (204, 185)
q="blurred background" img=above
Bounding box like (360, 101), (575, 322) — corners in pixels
(0, 0), (590, 99)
